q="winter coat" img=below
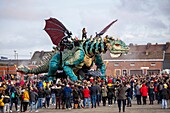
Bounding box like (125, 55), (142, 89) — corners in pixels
(45, 88), (51, 98)
(64, 87), (72, 98)
(90, 85), (98, 96)
(117, 85), (127, 100)
(55, 86), (62, 97)
(126, 86), (133, 97)
(107, 85), (114, 98)
(0, 98), (4, 107)
(148, 86), (154, 96)
(38, 89), (45, 98)
(136, 84), (141, 95)
(3, 95), (10, 103)
(83, 88), (90, 98)
(96, 84), (101, 95)
(29, 91), (38, 102)
(23, 90), (30, 102)
(101, 86), (108, 97)
(73, 89), (79, 99)
(161, 88), (170, 100)
(140, 84), (148, 97)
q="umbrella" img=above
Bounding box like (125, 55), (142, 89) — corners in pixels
(88, 70), (102, 77)
(44, 17), (71, 46)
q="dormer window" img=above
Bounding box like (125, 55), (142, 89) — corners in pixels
(32, 61), (37, 65)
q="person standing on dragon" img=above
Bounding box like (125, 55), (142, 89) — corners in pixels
(17, 18), (129, 82)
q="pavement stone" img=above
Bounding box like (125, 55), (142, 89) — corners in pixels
(11, 100), (170, 113)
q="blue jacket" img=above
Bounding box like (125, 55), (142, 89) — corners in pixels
(64, 87), (72, 98)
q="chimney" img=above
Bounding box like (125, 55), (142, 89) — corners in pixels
(165, 42), (170, 50)
(129, 43), (133, 47)
(146, 43), (151, 49)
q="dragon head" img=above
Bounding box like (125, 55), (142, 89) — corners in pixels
(105, 36), (129, 58)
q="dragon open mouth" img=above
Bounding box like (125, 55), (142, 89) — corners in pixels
(110, 53), (121, 58)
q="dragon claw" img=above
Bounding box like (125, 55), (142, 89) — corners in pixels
(71, 76), (78, 82)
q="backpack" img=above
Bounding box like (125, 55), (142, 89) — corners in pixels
(11, 92), (15, 98)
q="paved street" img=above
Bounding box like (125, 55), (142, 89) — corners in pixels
(33, 100), (169, 113)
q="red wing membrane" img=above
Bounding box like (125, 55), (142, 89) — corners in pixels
(44, 18), (69, 46)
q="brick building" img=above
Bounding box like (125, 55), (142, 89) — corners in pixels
(102, 42), (170, 77)
(1, 42), (170, 77)
(0, 59), (31, 76)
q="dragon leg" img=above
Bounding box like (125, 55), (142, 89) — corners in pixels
(48, 52), (60, 76)
(94, 54), (106, 79)
(63, 66), (78, 81)
(63, 48), (85, 81)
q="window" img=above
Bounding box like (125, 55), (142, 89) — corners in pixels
(114, 63), (119, 67)
(151, 63), (156, 66)
(32, 61), (37, 65)
(130, 63), (135, 66)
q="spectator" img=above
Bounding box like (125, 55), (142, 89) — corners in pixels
(44, 86), (51, 108)
(3, 91), (10, 113)
(63, 84), (72, 110)
(29, 87), (38, 112)
(0, 95), (4, 112)
(126, 82), (133, 107)
(23, 87), (30, 112)
(161, 83), (170, 109)
(101, 84), (108, 106)
(10, 84), (19, 112)
(140, 83), (148, 105)
(83, 86), (90, 108)
(37, 87), (45, 109)
(148, 82), (155, 105)
(90, 83), (98, 108)
(135, 81), (142, 105)
(96, 82), (102, 107)
(50, 83), (56, 106)
(72, 86), (79, 109)
(55, 84), (62, 109)
(117, 83), (127, 112)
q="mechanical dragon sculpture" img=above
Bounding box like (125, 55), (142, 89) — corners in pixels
(18, 18), (129, 82)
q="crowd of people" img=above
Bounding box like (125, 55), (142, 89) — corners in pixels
(0, 73), (169, 113)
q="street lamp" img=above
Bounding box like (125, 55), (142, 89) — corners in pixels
(14, 50), (16, 59)
(16, 53), (18, 67)
(14, 50), (18, 67)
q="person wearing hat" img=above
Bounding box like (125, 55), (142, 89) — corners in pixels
(161, 83), (170, 109)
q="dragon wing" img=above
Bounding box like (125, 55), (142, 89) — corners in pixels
(97, 19), (118, 36)
(44, 17), (71, 46)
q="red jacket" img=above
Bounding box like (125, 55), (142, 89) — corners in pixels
(83, 88), (90, 98)
(140, 84), (148, 96)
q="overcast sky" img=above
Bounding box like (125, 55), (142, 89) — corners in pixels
(0, 0), (170, 59)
